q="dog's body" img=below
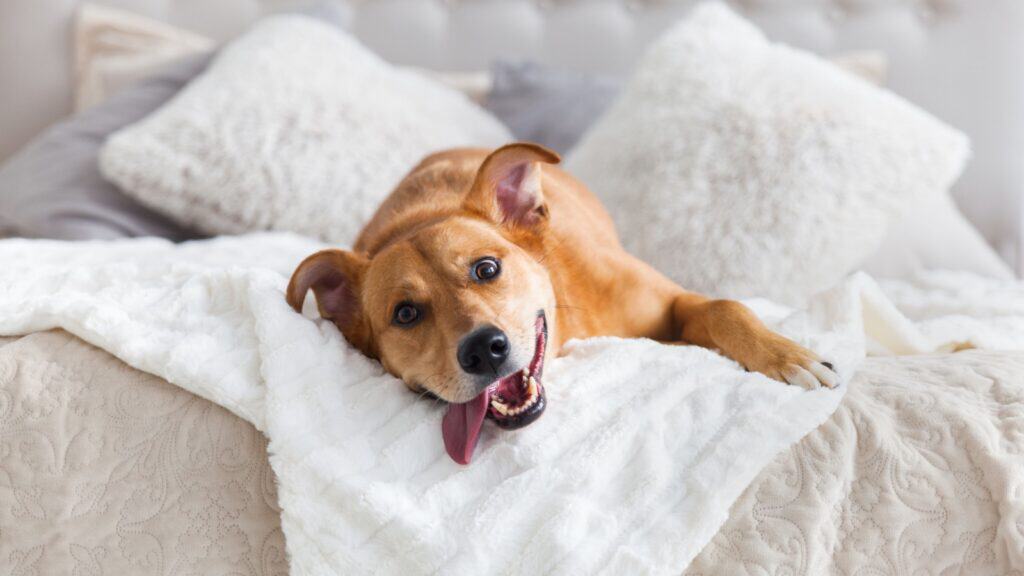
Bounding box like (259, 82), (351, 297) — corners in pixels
(358, 147), (683, 348)
(288, 143), (836, 463)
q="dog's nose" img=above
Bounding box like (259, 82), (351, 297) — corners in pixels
(457, 325), (510, 375)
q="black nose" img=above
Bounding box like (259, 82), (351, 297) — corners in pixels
(457, 325), (510, 375)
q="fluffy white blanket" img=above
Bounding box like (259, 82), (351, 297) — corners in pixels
(1, 234), (1019, 575)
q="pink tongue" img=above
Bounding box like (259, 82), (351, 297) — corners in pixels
(442, 389), (490, 465)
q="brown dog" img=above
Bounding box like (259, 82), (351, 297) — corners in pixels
(287, 143), (837, 464)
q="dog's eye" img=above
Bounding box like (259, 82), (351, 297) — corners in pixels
(471, 257), (501, 282)
(392, 303), (421, 326)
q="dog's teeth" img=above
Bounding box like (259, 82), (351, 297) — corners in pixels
(490, 375), (542, 419)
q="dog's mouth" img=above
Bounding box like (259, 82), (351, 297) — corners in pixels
(441, 312), (548, 465)
(486, 313), (548, 429)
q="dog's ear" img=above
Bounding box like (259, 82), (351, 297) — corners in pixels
(287, 249), (372, 350)
(463, 142), (561, 227)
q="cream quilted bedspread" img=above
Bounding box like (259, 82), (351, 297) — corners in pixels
(0, 331), (286, 576)
(688, 350), (1024, 576)
(2, 331), (1022, 575)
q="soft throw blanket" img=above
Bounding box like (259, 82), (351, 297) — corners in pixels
(0, 234), (1018, 575)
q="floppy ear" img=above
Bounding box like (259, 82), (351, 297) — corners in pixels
(463, 142), (561, 227)
(286, 249), (371, 348)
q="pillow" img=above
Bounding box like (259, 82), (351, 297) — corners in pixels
(565, 3), (970, 304)
(74, 3), (213, 112)
(412, 68), (493, 104)
(0, 53), (210, 240)
(486, 53), (887, 156)
(489, 60), (1011, 282)
(100, 15), (512, 244)
(863, 191), (1015, 280)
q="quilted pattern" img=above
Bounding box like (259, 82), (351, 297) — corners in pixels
(687, 351), (1024, 575)
(0, 331), (286, 575)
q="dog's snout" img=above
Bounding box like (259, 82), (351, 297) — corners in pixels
(457, 325), (510, 375)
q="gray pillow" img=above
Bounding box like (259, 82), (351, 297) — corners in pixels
(0, 53), (212, 240)
(484, 61), (620, 155)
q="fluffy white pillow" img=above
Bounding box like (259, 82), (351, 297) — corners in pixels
(566, 3), (970, 304)
(100, 15), (511, 244)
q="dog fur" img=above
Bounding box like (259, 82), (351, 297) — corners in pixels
(287, 143), (837, 406)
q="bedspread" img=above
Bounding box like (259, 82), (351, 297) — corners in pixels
(686, 269), (1024, 574)
(3, 335), (1021, 575)
(687, 350), (1024, 575)
(1, 234), (1022, 575)
(0, 330), (286, 575)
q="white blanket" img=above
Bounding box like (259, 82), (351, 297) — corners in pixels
(0, 234), (1018, 575)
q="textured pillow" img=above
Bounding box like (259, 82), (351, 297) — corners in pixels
(565, 3), (970, 304)
(100, 15), (511, 244)
(0, 53), (210, 241)
(74, 3), (213, 112)
(489, 60), (1011, 282)
(485, 54), (886, 156)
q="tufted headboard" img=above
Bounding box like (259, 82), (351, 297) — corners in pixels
(2, 0), (1022, 269)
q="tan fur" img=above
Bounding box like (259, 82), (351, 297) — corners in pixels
(287, 143), (835, 402)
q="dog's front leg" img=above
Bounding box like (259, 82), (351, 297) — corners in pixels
(671, 293), (838, 389)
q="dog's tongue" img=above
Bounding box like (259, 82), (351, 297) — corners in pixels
(442, 388), (490, 465)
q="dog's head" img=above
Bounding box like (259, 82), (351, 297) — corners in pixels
(287, 144), (561, 463)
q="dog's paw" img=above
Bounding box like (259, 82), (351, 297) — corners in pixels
(779, 359), (838, 390)
(752, 336), (839, 390)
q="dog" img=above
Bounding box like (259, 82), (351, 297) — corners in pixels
(286, 143), (837, 464)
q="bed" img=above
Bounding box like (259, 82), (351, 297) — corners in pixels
(2, 1), (1023, 575)
(3, 283), (1023, 575)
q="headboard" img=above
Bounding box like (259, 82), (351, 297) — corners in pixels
(2, 0), (1022, 270)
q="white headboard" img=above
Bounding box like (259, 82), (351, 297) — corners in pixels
(2, 0), (1022, 270)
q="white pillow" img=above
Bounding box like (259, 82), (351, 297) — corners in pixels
(100, 15), (511, 245)
(813, 53), (1010, 281)
(864, 190), (1015, 280)
(566, 3), (970, 305)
